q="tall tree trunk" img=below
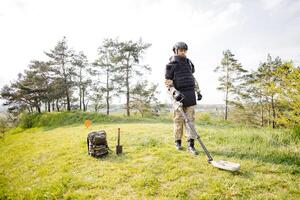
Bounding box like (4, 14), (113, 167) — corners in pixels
(271, 94), (276, 128)
(48, 100), (51, 112)
(106, 67), (110, 115)
(66, 87), (71, 111)
(56, 99), (60, 112)
(79, 69), (82, 110)
(225, 91), (228, 120)
(126, 60), (130, 117)
(79, 87), (82, 110)
(36, 104), (41, 113)
(266, 97), (271, 126)
(52, 101), (55, 111)
(259, 86), (264, 127)
(82, 87), (86, 111)
(94, 104), (98, 112)
(62, 53), (71, 111)
(224, 63), (229, 120)
(85, 100), (89, 112)
(260, 97), (264, 127)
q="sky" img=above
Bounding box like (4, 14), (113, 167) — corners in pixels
(0, 0), (300, 105)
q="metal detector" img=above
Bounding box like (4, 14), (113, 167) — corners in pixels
(174, 101), (240, 172)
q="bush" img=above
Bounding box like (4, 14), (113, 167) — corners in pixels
(18, 113), (41, 128)
(0, 117), (8, 137)
(195, 112), (211, 125)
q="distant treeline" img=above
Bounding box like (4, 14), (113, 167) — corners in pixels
(1, 37), (162, 122)
(1, 37), (299, 129)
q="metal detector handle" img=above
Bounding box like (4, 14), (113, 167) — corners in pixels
(178, 105), (214, 163)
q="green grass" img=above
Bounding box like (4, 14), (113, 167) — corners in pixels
(0, 120), (299, 199)
(16, 111), (233, 129)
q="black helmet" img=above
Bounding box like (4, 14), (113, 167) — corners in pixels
(173, 42), (188, 53)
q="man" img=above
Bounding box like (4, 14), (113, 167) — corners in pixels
(165, 42), (202, 155)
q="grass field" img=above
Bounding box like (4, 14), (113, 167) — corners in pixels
(0, 117), (299, 199)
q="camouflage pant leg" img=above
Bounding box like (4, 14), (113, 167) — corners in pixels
(183, 106), (196, 140)
(173, 105), (184, 141)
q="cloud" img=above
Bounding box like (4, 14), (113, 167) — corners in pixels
(259, 0), (284, 10)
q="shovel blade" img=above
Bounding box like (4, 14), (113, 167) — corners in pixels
(116, 145), (123, 154)
(211, 160), (240, 172)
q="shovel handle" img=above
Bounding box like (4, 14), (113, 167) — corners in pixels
(118, 128), (120, 146)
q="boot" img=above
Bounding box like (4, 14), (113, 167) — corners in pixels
(187, 139), (199, 155)
(175, 140), (183, 150)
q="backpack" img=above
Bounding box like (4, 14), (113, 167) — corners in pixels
(87, 130), (109, 158)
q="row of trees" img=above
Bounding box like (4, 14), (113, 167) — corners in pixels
(1, 37), (160, 120)
(2, 38), (299, 128)
(215, 50), (300, 128)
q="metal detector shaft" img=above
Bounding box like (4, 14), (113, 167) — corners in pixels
(177, 105), (213, 162)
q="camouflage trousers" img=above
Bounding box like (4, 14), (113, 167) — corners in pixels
(173, 104), (196, 141)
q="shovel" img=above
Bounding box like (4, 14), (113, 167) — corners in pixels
(116, 128), (123, 155)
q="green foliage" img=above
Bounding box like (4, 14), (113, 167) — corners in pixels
(274, 62), (300, 127)
(91, 38), (120, 114)
(130, 81), (159, 117)
(0, 37), (155, 117)
(292, 124), (300, 140)
(0, 117), (8, 138)
(195, 112), (212, 125)
(16, 111), (241, 130)
(18, 111), (112, 128)
(16, 111), (173, 129)
(112, 39), (152, 116)
(223, 54), (300, 128)
(18, 113), (40, 128)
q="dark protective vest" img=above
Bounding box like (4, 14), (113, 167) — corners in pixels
(165, 55), (196, 107)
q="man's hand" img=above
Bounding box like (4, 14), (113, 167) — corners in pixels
(174, 90), (184, 102)
(197, 92), (202, 101)
(165, 79), (173, 87)
(169, 86), (184, 102)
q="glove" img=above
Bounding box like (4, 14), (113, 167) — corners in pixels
(197, 92), (202, 101)
(173, 90), (184, 102)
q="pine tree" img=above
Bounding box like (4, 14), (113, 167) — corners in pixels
(273, 62), (300, 127)
(91, 39), (118, 115)
(44, 36), (76, 111)
(72, 51), (90, 111)
(113, 39), (151, 116)
(256, 54), (282, 128)
(214, 50), (247, 120)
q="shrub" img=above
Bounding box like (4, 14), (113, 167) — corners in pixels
(0, 117), (8, 137)
(18, 113), (41, 128)
(195, 112), (211, 125)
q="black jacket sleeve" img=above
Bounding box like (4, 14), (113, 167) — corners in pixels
(165, 63), (175, 80)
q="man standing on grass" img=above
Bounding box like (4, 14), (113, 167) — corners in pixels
(165, 42), (202, 155)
